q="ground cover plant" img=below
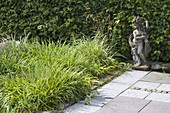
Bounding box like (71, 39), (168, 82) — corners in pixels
(0, 35), (129, 113)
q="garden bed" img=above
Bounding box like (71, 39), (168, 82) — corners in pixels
(0, 38), (129, 113)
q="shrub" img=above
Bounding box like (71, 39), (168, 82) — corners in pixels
(0, 0), (169, 61)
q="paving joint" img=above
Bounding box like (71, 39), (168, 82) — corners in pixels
(138, 100), (152, 113)
(130, 86), (170, 94)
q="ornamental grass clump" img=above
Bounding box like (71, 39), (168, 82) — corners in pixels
(0, 36), (123, 112)
(0, 67), (92, 113)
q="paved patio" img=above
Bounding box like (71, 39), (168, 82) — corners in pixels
(64, 70), (170, 113)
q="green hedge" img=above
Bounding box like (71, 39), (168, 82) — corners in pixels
(0, 0), (170, 61)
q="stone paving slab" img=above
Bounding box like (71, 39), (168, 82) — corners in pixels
(145, 92), (170, 103)
(96, 82), (130, 99)
(111, 70), (150, 84)
(94, 96), (150, 113)
(120, 89), (150, 99)
(157, 84), (170, 91)
(64, 103), (100, 113)
(93, 105), (138, 113)
(125, 70), (150, 77)
(80, 96), (112, 107)
(133, 81), (160, 90)
(96, 88), (122, 99)
(140, 101), (170, 113)
(101, 82), (130, 91)
(93, 105), (117, 113)
(141, 72), (170, 84)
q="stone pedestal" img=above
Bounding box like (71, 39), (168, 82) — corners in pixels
(132, 64), (151, 71)
(151, 63), (170, 73)
(131, 63), (170, 73)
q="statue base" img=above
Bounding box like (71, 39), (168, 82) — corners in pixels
(151, 63), (170, 73)
(132, 64), (151, 71)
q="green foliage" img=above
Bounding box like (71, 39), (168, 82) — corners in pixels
(98, 0), (170, 62)
(0, 35), (126, 112)
(0, 0), (169, 61)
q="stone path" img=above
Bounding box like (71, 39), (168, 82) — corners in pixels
(64, 70), (170, 113)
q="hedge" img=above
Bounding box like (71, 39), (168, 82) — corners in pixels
(0, 0), (170, 62)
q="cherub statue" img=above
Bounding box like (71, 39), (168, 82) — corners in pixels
(129, 16), (151, 67)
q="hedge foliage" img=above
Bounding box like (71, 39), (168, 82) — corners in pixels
(0, 0), (170, 61)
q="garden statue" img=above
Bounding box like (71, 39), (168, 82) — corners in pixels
(129, 16), (151, 70)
